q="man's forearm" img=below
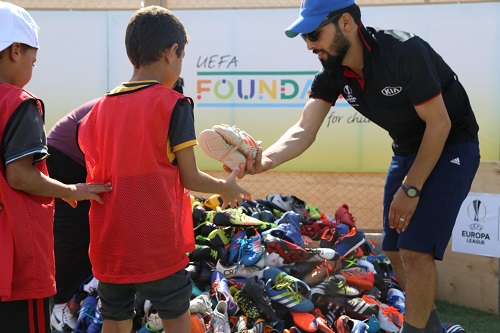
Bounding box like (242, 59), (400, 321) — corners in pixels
(263, 124), (316, 170)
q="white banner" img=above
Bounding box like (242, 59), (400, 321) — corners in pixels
(452, 192), (500, 258)
(26, 3), (500, 170)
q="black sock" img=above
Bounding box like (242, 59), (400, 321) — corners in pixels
(424, 308), (444, 333)
(401, 321), (425, 333)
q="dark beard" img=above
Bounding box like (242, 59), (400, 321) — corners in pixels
(320, 30), (350, 72)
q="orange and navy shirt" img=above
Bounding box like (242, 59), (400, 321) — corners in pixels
(78, 81), (195, 283)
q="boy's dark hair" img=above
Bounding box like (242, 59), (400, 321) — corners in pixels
(125, 6), (187, 68)
(330, 3), (361, 25)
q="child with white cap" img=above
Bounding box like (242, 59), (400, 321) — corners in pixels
(0, 2), (112, 332)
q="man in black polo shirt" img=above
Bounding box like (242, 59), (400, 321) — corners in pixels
(242, 1), (479, 333)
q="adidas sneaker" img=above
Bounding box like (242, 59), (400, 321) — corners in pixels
(50, 304), (77, 332)
(442, 322), (466, 333)
(198, 129), (246, 171)
(143, 300), (163, 331)
(189, 292), (213, 314)
(211, 300), (231, 333)
(215, 259), (264, 279)
(212, 124), (261, 158)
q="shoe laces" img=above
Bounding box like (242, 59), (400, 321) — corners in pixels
(382, 306), (404, 325)
(227, 278), (244, 290)
(210, 281), (219, 298)
(205, 211), (216, 223)
(382, 306), (400, 318)
(321, 226), (342, 243)
(335, 279), (357, 296)
(272, 275), (303, 303)
(237, 238), (252, 264)
(212, 278), (232, 303)
(233, 208), (247, 219)
(342, 256), (358, 269)
(80, 303), (102, 325)
(321, 228), (333, 242)
(312, 260), (334, 280)
(194, 220), (211, 231)
(337, 227), (356, 241)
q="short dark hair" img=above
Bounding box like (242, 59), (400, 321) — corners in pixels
(125, 6), (187, 68)
(329, 3), (361, 25)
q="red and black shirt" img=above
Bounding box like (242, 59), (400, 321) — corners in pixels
(311, 23), (479, 155)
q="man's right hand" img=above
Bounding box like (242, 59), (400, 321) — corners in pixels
(223, 147), (271, 179)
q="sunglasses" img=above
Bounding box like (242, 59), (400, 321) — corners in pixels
(301, 14), (341, 42)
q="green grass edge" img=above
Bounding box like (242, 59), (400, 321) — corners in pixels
(437, 299), (500, 332)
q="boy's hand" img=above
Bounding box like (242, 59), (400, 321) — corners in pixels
(62, 182), (112, 208)
(220, 166), (250, 208)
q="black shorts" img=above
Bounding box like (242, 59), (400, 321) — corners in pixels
(382, 138), (480, 260)
(97, 269), (192, 321)
(0, 298), (51, 333)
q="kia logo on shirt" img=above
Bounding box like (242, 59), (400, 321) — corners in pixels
(381, 86), (402, 96)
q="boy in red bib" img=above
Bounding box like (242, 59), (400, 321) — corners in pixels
(78, 6), (249, 333)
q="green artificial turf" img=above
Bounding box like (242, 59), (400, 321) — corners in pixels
(436, 299), (500, 332)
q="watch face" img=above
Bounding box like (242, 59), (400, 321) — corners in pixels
(402, 183), (420, 198)
(407, 188), (417, 197)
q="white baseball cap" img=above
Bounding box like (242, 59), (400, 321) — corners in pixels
(0, 1), (39, 52)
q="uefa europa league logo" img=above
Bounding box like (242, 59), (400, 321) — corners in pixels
(472, 199), (482, 221)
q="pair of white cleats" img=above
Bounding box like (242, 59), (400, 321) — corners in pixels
(199, 124), (261, 171)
